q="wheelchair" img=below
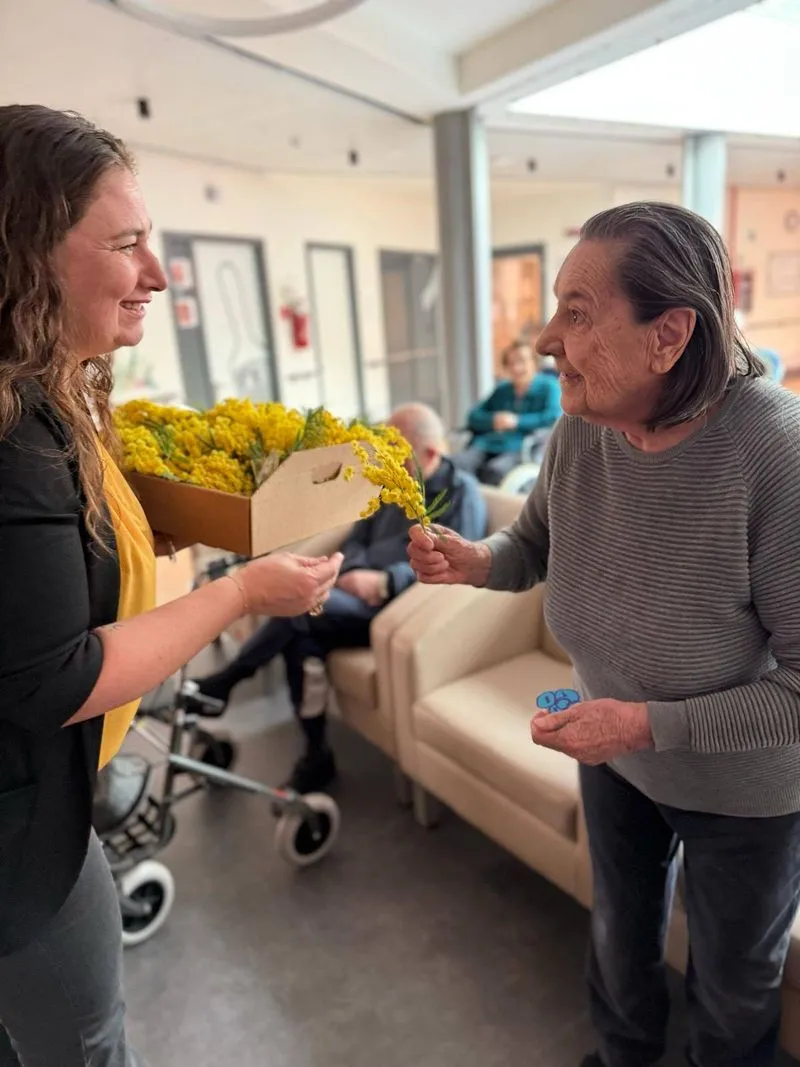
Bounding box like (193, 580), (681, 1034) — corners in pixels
(497, 428), (550, 496)
(451, 426), (550, 496)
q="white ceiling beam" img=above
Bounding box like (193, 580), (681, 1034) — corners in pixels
(459, 0), (756, 104)
(216, 2), (457, 117)
(286, 1), (457, 96)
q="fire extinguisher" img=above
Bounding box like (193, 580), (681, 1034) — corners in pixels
(280, 299), (310, 350)
(732, 269), (754, 314)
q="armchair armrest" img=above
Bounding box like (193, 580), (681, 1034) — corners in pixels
(370, 583), (442, 731)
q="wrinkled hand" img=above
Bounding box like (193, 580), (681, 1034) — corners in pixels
(238, 552), (343, 617)
(493, 411), (518, 432)
(337, 569), (387, 607)
(531, 699), (653, 765)
(407, 525), (491, 587)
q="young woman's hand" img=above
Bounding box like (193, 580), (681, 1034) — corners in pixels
(237, 552), (343, 616)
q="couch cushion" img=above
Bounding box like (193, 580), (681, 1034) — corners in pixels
(414, 651), (579, 838)
(328, 648), (377, 709)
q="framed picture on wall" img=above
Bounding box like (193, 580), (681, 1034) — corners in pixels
(767, 251), (800, 298)
(174, 296), (199, 330)
(168, 257), (195, 291)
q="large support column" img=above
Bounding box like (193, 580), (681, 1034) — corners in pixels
(433, 109), (493, 435)
(682, 133), (727, 233)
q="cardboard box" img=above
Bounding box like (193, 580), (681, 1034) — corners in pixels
(128, 442), (376, 556)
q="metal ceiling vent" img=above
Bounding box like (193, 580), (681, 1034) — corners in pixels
(109, 0), (368, 37)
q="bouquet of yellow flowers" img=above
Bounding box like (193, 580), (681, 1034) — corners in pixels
(113, 398), (449, 527)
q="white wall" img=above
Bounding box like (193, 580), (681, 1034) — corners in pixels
(118, 152), (437, 420)
(727, 187), (800, 371)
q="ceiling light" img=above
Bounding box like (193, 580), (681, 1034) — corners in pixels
(110, 0), (368, 37)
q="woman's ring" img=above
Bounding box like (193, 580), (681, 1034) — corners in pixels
(309, 602), (325, 617)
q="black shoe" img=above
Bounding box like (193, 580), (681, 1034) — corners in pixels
(282, 747), (337, 795)
(191, 675), (233, 708)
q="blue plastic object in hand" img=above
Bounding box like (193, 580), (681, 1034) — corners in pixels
(536, 689), (581, 714)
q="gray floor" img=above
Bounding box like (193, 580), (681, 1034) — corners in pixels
(123, 678), (799, 1067)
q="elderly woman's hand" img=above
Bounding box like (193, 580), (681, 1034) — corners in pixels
(407, 525), (492, 587)
(531, 699), (653, 765)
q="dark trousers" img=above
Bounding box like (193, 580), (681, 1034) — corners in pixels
(0, 833), (138, 1066)
(581, 763), (800, 1067)
(215, 588), (378, 749)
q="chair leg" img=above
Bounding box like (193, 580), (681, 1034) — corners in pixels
(412, 783), (441, 829)
(393, 767), (412, 809)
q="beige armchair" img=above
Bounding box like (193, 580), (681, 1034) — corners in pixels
(387, 490), (586, 898)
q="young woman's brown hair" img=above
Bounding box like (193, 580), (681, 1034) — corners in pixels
(0, 105), (134, 538)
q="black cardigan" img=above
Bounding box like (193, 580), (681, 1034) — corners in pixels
(0, 392), (120, 955)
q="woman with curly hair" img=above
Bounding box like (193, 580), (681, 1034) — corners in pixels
(0, 105), (341, 1065)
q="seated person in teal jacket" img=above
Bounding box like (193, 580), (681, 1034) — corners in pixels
(455, 339), (562, 486)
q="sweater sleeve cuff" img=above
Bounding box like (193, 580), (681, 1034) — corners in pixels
(482, 531), (516, 590)
(647, 700), (691, 752)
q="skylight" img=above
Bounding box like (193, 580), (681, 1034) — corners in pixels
(510, 0), (800, 139)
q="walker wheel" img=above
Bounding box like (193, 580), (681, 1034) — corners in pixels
(120, 860), (176, 948)
(274, 793), (340, 868)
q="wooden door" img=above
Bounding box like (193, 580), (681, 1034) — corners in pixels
(492, 246), (544, 376)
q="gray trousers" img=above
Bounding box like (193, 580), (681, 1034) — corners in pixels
(0, 832), (136, 1066)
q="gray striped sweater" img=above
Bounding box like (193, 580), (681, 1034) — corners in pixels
(485, 375), (800, 817)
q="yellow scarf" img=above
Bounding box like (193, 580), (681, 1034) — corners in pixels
(98, 445), (156, 768)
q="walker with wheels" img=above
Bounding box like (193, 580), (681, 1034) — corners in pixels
(91, 555), (341, 947)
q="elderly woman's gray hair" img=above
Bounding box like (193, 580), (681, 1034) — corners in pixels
(581, 202), (764, 429)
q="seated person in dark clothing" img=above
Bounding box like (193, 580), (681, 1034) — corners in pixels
(193, 402), (487, 793)
(455, 339), (561, 486)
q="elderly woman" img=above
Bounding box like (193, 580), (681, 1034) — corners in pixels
(0, 105), (341, 1065)
(409, 202), (800, 1067)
